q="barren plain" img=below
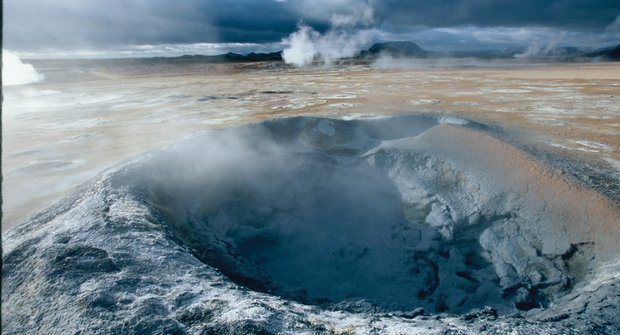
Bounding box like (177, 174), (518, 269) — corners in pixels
(3, 61), (620, 231)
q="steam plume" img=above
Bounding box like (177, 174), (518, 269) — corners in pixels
(282, 24), (376, 67)
(2, 50), (44, 86)
(282, 2), (377, 67)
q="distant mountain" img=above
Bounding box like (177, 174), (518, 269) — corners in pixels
(432, 48), (521, 59)
(176, 51), (283, 63)
(30, 43), (619, 65)
(585, 45), (620, 60)
(366, 41), (428, 57)
(544, 46), (581, 57)
(513, 46), (583, 59)
(511, 44), (620, 61)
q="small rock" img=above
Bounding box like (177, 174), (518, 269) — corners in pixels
(461, 306), (498, 321)
(514, 287), (540, 311)
(394, 307), (425, 319)
(467, 212), (481, 225)
(528, 271), (544, 286)
(541, 313), (570, 322)
(330, 299), (378, 313)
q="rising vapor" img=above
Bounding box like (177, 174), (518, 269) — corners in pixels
(282, 1), (378, 67)
(2, 50), (44, 86)
(282, 24), (377, 66)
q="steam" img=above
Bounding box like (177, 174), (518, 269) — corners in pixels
(282, 2), (378, 67)
(2, 50), (44, 86)
(282, 25), (322, 67)
(329, 3), (375, 28)
(282, 24), (376, 67)
(604, 14), (620, 34)
(371, 55), (520, 70)
(371, 54), (420, 70)
(513, 34), (566, 59)
(514, 42), (558, 59)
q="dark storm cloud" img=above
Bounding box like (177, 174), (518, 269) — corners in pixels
(3, 0), (296, 49)
(3, 0), (619, 51)
(373, 0), (620, 30)
(5, 0), (213, 49)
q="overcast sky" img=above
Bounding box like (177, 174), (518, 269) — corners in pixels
(4, 0), (620, 57)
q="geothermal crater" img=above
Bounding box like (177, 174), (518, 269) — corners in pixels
(118, 116), (617, 314)
(3, 116), (620, 334)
